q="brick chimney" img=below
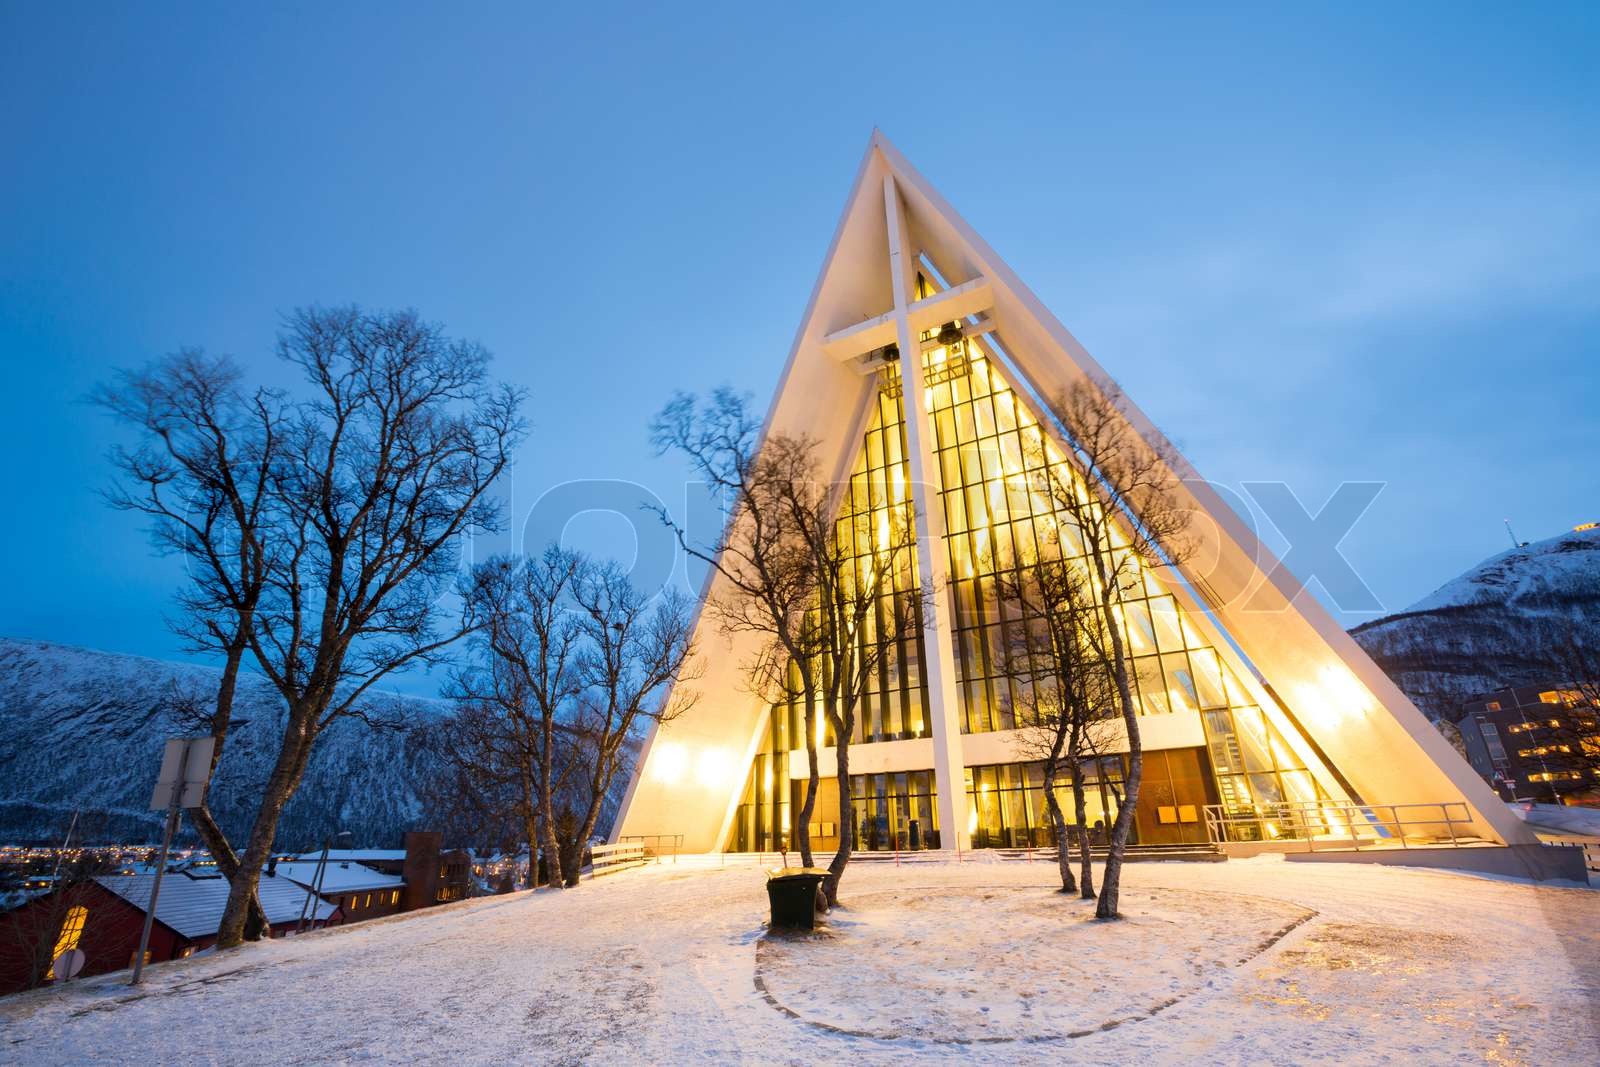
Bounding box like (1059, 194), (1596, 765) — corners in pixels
(400, 831), (442, 911)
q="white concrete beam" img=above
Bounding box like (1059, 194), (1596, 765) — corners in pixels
(821, 275), (993, 363)
(883, 173), (971, 853)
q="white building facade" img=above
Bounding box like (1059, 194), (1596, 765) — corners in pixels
(614, 132), (1532, 858)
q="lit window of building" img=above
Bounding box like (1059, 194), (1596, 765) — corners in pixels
(47, 905), (87, 978)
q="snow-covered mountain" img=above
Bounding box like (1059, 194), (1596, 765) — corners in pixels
(8, 528), (1591, 846)
(0, 638), (448, 848)
(1350, 526), (1600, 720)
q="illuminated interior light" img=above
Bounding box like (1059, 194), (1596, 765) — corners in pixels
(694, 747), (736, 789)
(1296, 664), (1374, 731)
(651, 741), (687, 785)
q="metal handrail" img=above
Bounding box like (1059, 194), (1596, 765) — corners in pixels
(1201, 800), (1478, 851)
(618, 833), (684, 864)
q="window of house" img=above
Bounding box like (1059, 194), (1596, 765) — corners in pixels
(1486, 701), (1502, 711)
(48, 905), (88, 978)
(1528, 770), (1583, 782)
(1480, 723), (1507, 762)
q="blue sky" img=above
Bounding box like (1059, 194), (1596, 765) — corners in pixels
(2, 3), (1596, 692)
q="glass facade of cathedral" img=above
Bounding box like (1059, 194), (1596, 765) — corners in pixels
(729, 288), (1333, 852)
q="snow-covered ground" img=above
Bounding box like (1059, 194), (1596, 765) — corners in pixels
(2, 855), (1596, 1065)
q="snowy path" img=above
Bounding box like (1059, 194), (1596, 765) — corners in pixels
(1, 855), (1595, 1065)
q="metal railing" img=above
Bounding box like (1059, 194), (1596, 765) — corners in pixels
(1539, 835), (1600, 876)
(1202, 800), (1479, 851)
(618, 834), (683, 863)
(588, 841), (647, 879)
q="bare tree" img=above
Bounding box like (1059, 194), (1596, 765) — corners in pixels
(648, 391), (830, 866)
(456, 547), (585, 890)
(95, 351), (285, 937)
(791, 455), (921, 906)
(1002, 555), (1118, 899)
(1030, 375), (1191, 920)
(423, 696), (540, 882)
(212, 307), (523, 947)
(565, 561), (697, 885)
(453, 551), (697, 888)
(650, 390), (920, 903)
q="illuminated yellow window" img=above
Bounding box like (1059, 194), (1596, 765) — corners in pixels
(364, 893), (372, 908)
(48, 905), (87, 977)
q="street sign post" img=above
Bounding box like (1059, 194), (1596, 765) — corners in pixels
(149, 736), (216, 811)
(131, 736), (215, 986)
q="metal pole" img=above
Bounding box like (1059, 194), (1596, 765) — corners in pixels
(131, 742), (189, 986)
(50, 809), (80, 888)
(297, 837), (331, 934)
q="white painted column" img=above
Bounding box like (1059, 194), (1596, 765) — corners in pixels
(882, 175), (970, 851)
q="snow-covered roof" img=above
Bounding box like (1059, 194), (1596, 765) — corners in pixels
(1509, 801), (1600, 839)
(292, 849), (406, 863)
(95, 871), (338, 939)
(273, 861), (405, 894)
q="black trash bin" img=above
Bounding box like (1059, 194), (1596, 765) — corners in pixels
(766, 867), (829, 930)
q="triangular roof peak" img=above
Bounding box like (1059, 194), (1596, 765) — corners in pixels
(615, 131), (1535, 853)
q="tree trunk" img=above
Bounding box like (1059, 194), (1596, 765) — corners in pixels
(216, 721), (312, 948)
(559, 813), (583, 888)
(795, 686), (819, 867)
(567, 759), (614, 889)
(196, 635), (272, 937)
(823, 732), (853, 907)
(1097, 747), (1139, 918)
(1043, 784), (1077, 894)
(522, 813), (541, 888)
(190, 804), (271, 937)
(537, 715), (564, 890)
(519, 751), (539, 888)
(1094, 575), (1141, 920)
(1070, 766), (1096, 899)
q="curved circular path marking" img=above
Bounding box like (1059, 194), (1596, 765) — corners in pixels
(753, 884), (1317, 1045)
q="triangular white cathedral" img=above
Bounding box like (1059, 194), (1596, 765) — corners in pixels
(615, 131), (1531, 856)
